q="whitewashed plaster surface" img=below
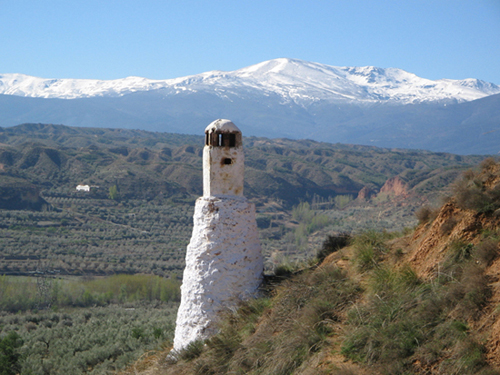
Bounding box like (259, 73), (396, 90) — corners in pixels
(203, 119), (244, 197)
(203, 146), (244, 197)
(173, 196), (263, 351)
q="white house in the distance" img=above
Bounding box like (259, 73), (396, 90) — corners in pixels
(76, 185), (90, 192)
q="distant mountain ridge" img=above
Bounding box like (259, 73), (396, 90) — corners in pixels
(1, 58), (498, 103)
(1, 58), (500, 155)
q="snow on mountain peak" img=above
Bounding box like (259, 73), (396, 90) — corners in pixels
(0, 59), (498, 104)
(0, 73), (145, 99)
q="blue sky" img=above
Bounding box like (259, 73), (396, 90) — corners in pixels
(1, 0), (499, 84)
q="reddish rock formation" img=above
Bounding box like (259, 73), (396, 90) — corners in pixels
(379, 176), (408, 197)
(356, 185), (377, 201)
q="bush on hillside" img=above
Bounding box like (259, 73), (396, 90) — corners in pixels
(317, 232), (351, 262)
(0, 331), (23, 375)
(453, 159), (500, 213)
(351, 230), (393, 271)
(415, 205), (439, 224)
(475, 238), (499, 266)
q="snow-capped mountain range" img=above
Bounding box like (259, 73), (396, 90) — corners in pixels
(1, 58), (498, 104)
(1, 58), (500, 155)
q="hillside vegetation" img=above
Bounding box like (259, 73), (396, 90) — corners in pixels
(0, 123), (484, 276)
(0, 123), (480, 205)
(124, 158), (500, 374)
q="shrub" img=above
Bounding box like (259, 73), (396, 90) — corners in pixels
(453, 161), (500, 213)
(453, 178), (500, 213)
(454, 264), (491, 318)
(415, 205), (439, 224)
(438, 338), (490, 375)
(273, 261), (297, 277)
(177, 340), (204, 362)
(475, 238), (499, 266)
(480, 157), (497, 170)
(463, 168), (476, 181)
(445, 240), (474, 265)
(0, 331), (23, 375)
(131, 327), (145, 340)
(317, 232), (351, 262)
(351, 230), (390, 271)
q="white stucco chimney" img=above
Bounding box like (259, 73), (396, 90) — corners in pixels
(172, 119), (263, 352)
(203, 119), (244, 197)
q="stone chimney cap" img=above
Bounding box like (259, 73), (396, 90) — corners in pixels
(205, 119), (241, 133)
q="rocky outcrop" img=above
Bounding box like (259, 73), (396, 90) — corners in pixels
(356, 186), (377, 201)
(379, 176), (408, 197)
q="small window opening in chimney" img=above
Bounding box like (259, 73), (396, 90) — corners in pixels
(223, 158), (232, 165)
(229, 133), (236, 147)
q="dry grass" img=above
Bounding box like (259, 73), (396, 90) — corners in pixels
(115, 233), (500, 375)
(440, 216), (458, 235)
(159, 264), (360, 375)
(115, 350), (168, 375)
(476, 238), (499, 266)
(341, 232), (499, 375)
(453, 160), (500, 213)
(415, 205), (439, 224)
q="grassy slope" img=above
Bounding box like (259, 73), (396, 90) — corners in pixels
(123, 159), (500, 374)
